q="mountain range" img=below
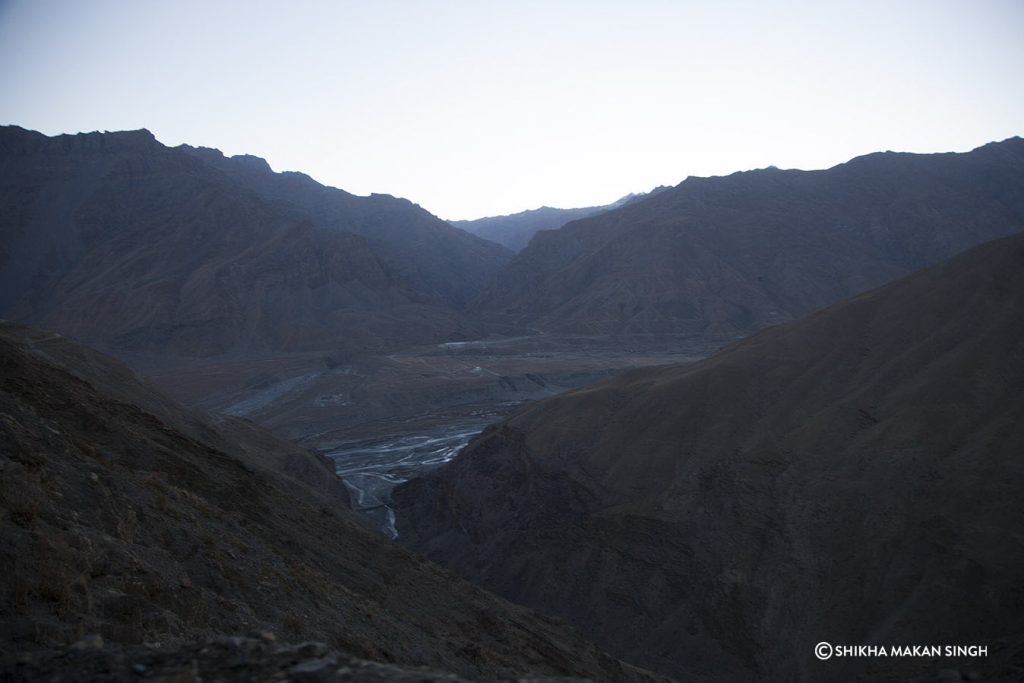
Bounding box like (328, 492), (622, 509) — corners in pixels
(471, 138), (1024, 338)
(4, 127), (1023, 416)
(396, 232), (1024, 681)
(0, 126), (509, 358)
(2, 125), (1022, 681)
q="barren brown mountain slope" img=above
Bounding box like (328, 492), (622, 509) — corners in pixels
(0, 126), (508, 357)
(396, 232), (1024, 681)
(0, 322), (665, 682)
(178, 144), (510, 308)
(473, 138), (1024, 337)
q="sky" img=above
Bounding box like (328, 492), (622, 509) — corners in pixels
(1, 1), (1022, 220)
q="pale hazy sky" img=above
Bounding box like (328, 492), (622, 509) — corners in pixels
(1, 1), (1022, 220)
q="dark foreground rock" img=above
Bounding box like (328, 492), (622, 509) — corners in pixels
(0, 635), (596, 682)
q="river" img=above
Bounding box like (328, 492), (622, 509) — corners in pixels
(325, 421), (490, 538)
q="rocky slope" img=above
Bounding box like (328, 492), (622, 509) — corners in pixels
(0, 321), (664, 682)
(180, 145), (510, 308)
(472, 138), (1024, 337)
(395, 233), (1024, 681)
(0, 126), (508, 357)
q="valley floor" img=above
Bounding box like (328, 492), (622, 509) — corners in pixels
(123, 332), (727, 533)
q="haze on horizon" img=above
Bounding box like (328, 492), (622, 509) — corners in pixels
(1, 0), (1021, 220)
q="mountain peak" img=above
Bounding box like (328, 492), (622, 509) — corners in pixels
(68, 128), (159, 152)
(175, 144), (273, 174)
(228, 153), (273, 173)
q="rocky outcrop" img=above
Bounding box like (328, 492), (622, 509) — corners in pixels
(396, 233), (1024, 681)
(1, 635), (601, 682)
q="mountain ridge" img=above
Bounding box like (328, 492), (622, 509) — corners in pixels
(177, 141), (510, 308)
(0, 125), (508, 358)
(471, 137), (1024, 338)
(451, 189), (667, 252)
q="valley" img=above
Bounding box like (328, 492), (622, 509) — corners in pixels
(141, 332), (722, 439)
(132, 332), (724, 534)
(2, 125), (1023, 682)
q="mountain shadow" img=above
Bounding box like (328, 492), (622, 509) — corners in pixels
(396, 231), (1024, 681)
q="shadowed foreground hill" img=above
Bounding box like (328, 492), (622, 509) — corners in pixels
(473, 138), (1024, 338)
(0, 322), (664, 683)
(396, 233), (1024, 681)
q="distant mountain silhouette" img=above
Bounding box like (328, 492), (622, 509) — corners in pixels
(0, 126), (510, 357)
(452, 190), (664, 252)
(397, 232), (1024, 681)
(472, 139), (1024, 338)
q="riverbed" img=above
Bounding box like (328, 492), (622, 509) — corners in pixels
(325, 421), (491, 537)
